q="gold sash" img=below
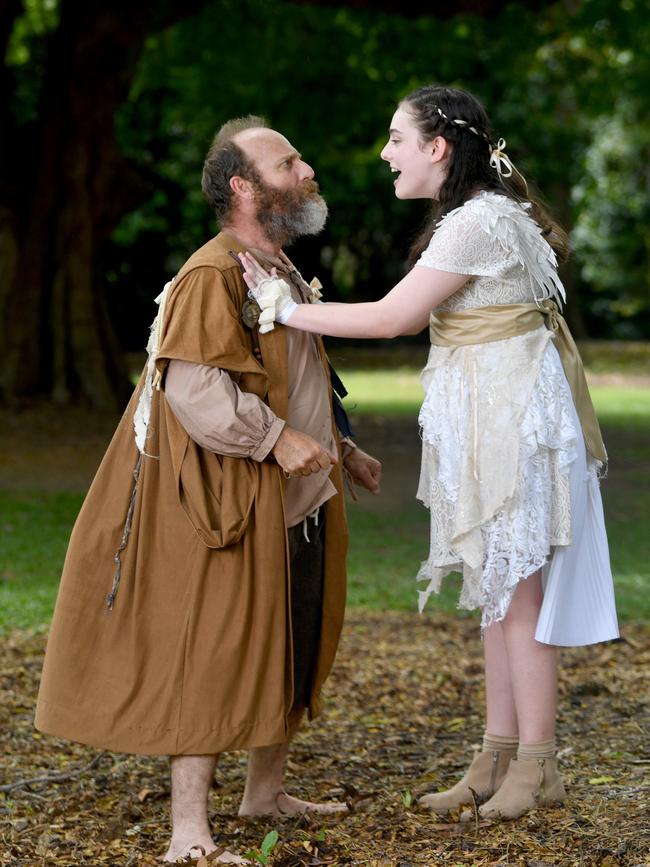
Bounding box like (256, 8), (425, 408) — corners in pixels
(429, 301), (607, 465)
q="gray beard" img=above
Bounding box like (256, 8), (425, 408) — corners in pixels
(255, 183), (329, 247)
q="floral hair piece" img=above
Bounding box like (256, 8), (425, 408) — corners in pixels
(433, 105), (490, 142)
(432, 105), (529, 193)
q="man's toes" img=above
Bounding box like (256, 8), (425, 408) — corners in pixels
(277, 792), (349, 815)
(214, 853), (250, 865)
(163, 841), (217, 863)
(314, 800), (348, 814)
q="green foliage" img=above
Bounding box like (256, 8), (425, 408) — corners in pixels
(102, 0), (650, 342)
(245, 830), (279, 865)
(6, 0), (60, 66)
(5, 0), (650, 341)
(572, 109), (650, 336)
(5, 0), (61, 125)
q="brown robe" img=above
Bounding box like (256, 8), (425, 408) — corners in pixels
(35, 233), (348, 755)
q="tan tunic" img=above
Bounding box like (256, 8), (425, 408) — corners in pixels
(164, 250), (338, 529)
(35, 232), (348, 755)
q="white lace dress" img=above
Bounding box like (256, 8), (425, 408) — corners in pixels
(415, 191), (619, 646)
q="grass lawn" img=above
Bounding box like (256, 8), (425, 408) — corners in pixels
(1, 366), (648, 633)
(0, 492), (82, 632)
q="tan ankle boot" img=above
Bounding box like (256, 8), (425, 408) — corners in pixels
(419, 747), (516, 815)
(461, 756), (566, 821)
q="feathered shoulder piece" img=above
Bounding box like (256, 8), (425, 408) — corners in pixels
(462, 191), (566, 305)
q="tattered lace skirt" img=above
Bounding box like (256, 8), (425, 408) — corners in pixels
(416, 333), (619, 647)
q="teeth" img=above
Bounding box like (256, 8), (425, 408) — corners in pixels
(391, 168), (400, 174)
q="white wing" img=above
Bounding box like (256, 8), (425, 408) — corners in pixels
(471, 193), (566, 305)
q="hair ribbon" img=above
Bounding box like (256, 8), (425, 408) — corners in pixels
(489, 137), (529, 193)
(489, 138), (513, 178)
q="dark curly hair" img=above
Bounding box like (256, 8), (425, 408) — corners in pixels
(201, 115), (267, 224)
(402, 85), (569, 266)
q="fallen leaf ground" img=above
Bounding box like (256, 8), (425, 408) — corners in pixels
(1, 383), (649, 866)
(2, 612), (649, 866)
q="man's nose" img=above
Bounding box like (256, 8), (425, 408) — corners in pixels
(298, 160), (315, 181)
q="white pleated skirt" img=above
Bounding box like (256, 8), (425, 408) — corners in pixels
(417, 337), (620, 648)
(535, 375), (619, 646)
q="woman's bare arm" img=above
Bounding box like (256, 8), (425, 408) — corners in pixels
(239, 252), (469, 340)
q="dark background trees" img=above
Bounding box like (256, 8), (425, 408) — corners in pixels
(2, 0), (649, 408)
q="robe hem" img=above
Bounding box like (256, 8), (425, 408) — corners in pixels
(35, 700), (290, 756)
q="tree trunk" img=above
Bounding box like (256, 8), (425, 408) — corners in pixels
(0, 0), (211, 408)
(0, 0), (551, 408)
(0, 0), (23, 353)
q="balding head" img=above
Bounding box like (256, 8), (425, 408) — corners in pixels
(233, 126), (291, 155)
(202, 115), (268, 223)
(202, 116), (325, 246)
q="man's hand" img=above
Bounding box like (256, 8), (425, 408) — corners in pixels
(343, 448), (382, 495)
(272, 426), (338, 477)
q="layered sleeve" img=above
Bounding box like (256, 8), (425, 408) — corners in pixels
(165, 360), (285, 462)
(417, 204), (507, 277)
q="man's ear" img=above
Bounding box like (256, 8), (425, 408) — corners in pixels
(230, 175), (255, 200)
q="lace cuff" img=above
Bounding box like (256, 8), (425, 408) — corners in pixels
(251, 276), (297, 332)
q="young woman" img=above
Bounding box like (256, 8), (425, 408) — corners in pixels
(239, 85), (619, 821)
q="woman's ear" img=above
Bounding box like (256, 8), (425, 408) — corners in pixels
(430, 135), (452, 164)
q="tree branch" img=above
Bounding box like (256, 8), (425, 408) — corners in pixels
(0, 752), (107, 794)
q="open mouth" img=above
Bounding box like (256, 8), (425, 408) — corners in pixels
(391, 167), (401, 182)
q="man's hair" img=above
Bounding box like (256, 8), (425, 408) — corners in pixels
(201, 115), (268, 223)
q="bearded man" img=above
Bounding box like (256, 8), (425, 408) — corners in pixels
(35, 116), (381, 864)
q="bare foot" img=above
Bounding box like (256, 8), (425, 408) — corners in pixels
(164, 839), (213, 863)
(238, 790), (349, 818)
(163, 841), (249, 864)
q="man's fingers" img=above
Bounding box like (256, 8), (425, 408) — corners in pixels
(291, 450), (335, 476)
(315, 452), (333, 471)
(272, 428), (338, 478)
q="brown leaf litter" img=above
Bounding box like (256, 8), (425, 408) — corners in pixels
(1, 611), (649, 866)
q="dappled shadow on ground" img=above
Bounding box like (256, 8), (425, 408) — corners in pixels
(2, 613), (649, 866)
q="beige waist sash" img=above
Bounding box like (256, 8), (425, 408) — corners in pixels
(429, 301), (607, 465)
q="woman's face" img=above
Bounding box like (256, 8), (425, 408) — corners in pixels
(380, 105), (449, 200)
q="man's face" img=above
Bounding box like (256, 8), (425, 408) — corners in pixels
(236, 129), (328, 246)
(241, 129), (315, 190)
